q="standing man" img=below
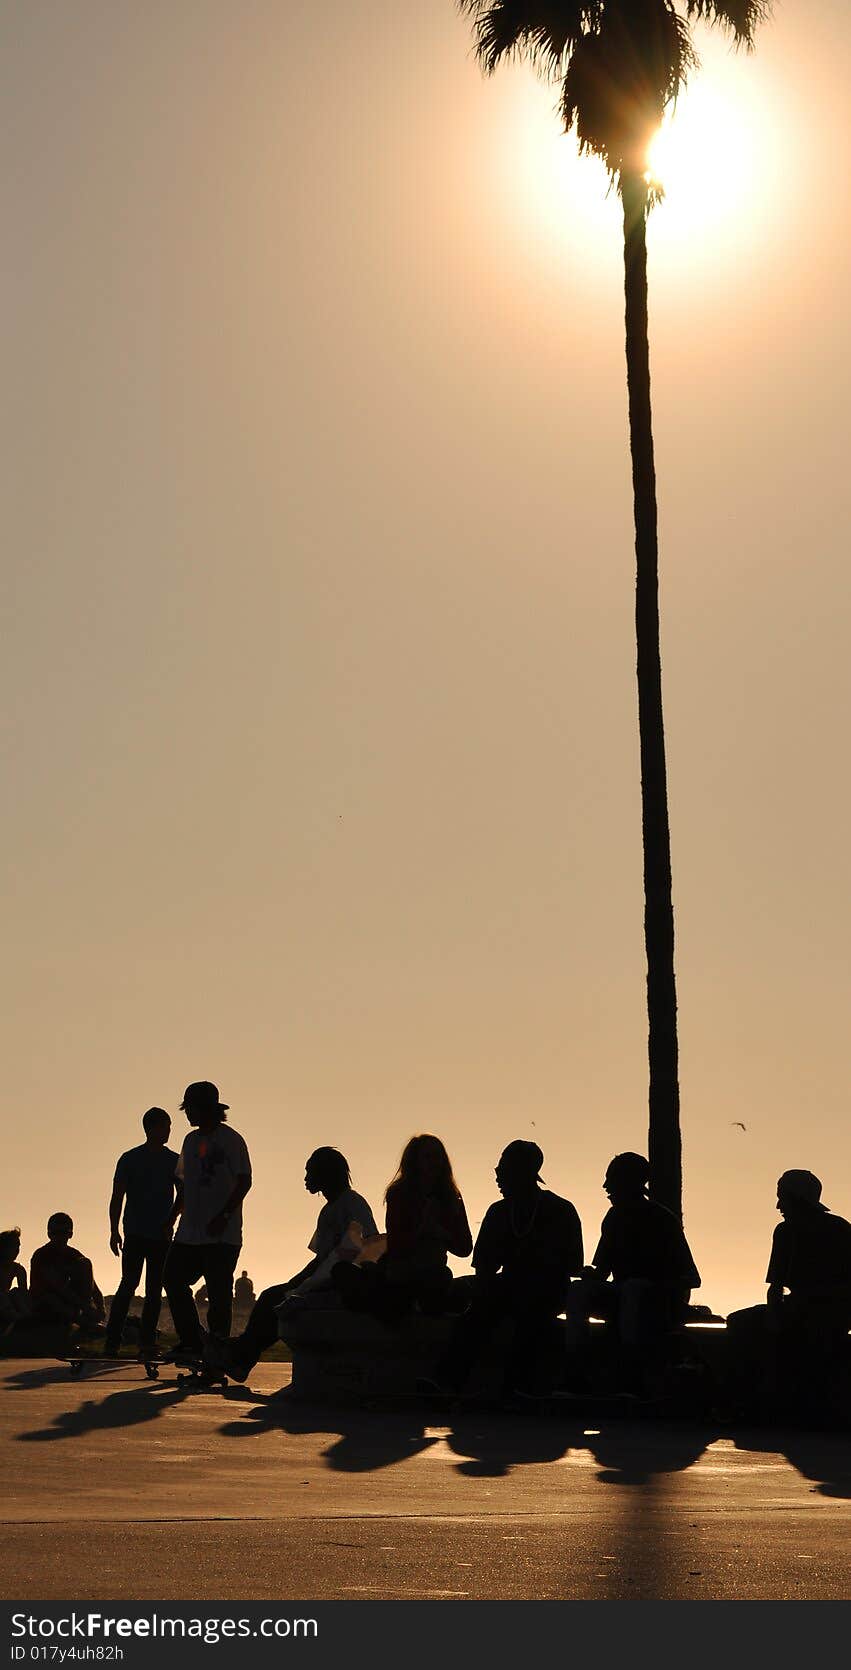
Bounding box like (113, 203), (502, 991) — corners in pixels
(164, 1082), (252, 1358)
(105, 1107), (180, 1358)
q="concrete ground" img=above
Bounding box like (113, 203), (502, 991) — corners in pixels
(2, 1358), (850, 1600)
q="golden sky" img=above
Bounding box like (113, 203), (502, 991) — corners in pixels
(2, 0), (849, 1315)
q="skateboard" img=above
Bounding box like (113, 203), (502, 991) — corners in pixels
(66, 1354), (161, 1381)
(173, 1360), (229, 1390)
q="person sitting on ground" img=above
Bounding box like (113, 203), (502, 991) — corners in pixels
(725, 1169), (851, 1417)
(426, 1141), (583, 1397)
(163, 1081), (252, 1360)
(105, 1106), (180, 1359)
(333, 1134), (472, 1323)
(0, 1229), (30, 1333)
(30, 1214), (105, 1332)
(212, 1147), (378, 1381)
(566, 1152), (700, 1391)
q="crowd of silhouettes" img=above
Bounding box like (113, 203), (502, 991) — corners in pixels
(3, 1080), (850, 1420)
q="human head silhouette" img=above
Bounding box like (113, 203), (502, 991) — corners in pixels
(390, 1134), (457, 1198)
(142, 1107), (171, 1143)
(776, 1169), (827, 1218)
(47, 1212), (74, 1245)
(180, 1082), (229, 1128)
(0, 1228), (21, 1263)
(495, 1141), (544, 1200)
(604, 1152), (650, 1206)
(305, 1147), (351, 1198)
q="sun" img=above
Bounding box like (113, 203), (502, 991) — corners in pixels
(492, 35), (792, 286)
(646, 81), (753, 205)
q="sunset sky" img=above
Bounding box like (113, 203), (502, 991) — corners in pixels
(2, 0), (849, 1317)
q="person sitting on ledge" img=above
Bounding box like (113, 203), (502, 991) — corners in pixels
(212, 1147), (378, 1382)
(30, 1213), (105, 1333)
(0, 1228), (30, 1334)
(424, 1140), (583, 1397)
(566, 1152), (700, 1391)
(333, 1134), (472, 1325)
(725, 1169), (851, 1418)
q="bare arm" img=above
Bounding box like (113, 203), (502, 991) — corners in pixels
(166, 1181), (184, 1234)
(109, 1183), (125, 1256)
(206, 1174), (251, 1239)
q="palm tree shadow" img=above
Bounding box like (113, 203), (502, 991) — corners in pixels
(217, 1395), (437, 1473)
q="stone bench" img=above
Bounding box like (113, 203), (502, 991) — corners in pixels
(277, 1301), (727, 1402)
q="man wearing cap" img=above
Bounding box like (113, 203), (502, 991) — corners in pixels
(163, 1082), (252, 1357)
(726, 1169), (851, 1415)
(426, 1141), (583, 1397)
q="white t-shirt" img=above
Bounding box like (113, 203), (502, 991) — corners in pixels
(175, 1123), (252, 1247)
(308, 1190), (378, 1262)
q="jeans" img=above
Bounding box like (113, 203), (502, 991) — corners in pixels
(163, 1241), (240, 1349)
(106, 1235), (170, 1352)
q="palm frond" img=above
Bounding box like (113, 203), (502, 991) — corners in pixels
(561, 2), (697, 177)
(457, 1), (598, 77)
(685, 0), (771, 48)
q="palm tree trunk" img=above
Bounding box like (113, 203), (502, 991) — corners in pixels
(620, 167), (682, 1220)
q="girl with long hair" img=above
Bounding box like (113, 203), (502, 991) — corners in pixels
(334, 1133), (472, 1322)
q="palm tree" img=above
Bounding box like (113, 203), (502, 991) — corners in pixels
(458, 0), (767, 1219)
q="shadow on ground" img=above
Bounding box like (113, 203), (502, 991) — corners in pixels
(218, 1393), (716, 1483)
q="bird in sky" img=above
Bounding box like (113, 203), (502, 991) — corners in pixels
(730, 1122), (747, 1132)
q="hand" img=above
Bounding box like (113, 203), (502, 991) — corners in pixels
(206, 1212), (229, 1238)
(110, 1232), (122, 1257)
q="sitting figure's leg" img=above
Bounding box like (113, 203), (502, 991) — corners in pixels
(70, 1259), (102, 1333)
(225, 1283), (296, 1379)
(724, 1303), (774, 1414)
(429, 1275), (507, 1393)
(508, 1280), (565, 1396)
(615, 1277), (670, 1395)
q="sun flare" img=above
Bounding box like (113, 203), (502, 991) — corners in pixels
(498, 40), (790, 283)
(646, 82), (752, 203)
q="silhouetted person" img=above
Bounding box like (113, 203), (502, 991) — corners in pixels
(426, 1141), (583, 1396)
(233, 1270), (255, 1314)
(105, 1107), (179, 1358)
(726, 1170), (851, 1417)
(333, 1134), (472, 1324)
(30, 1214), (105, 1332)
(213, 1147), (378, 1382)
(566, 1152), (699, 1391)
(163, 1082), (252, 1358)
(0, 1229), (30, 1332)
